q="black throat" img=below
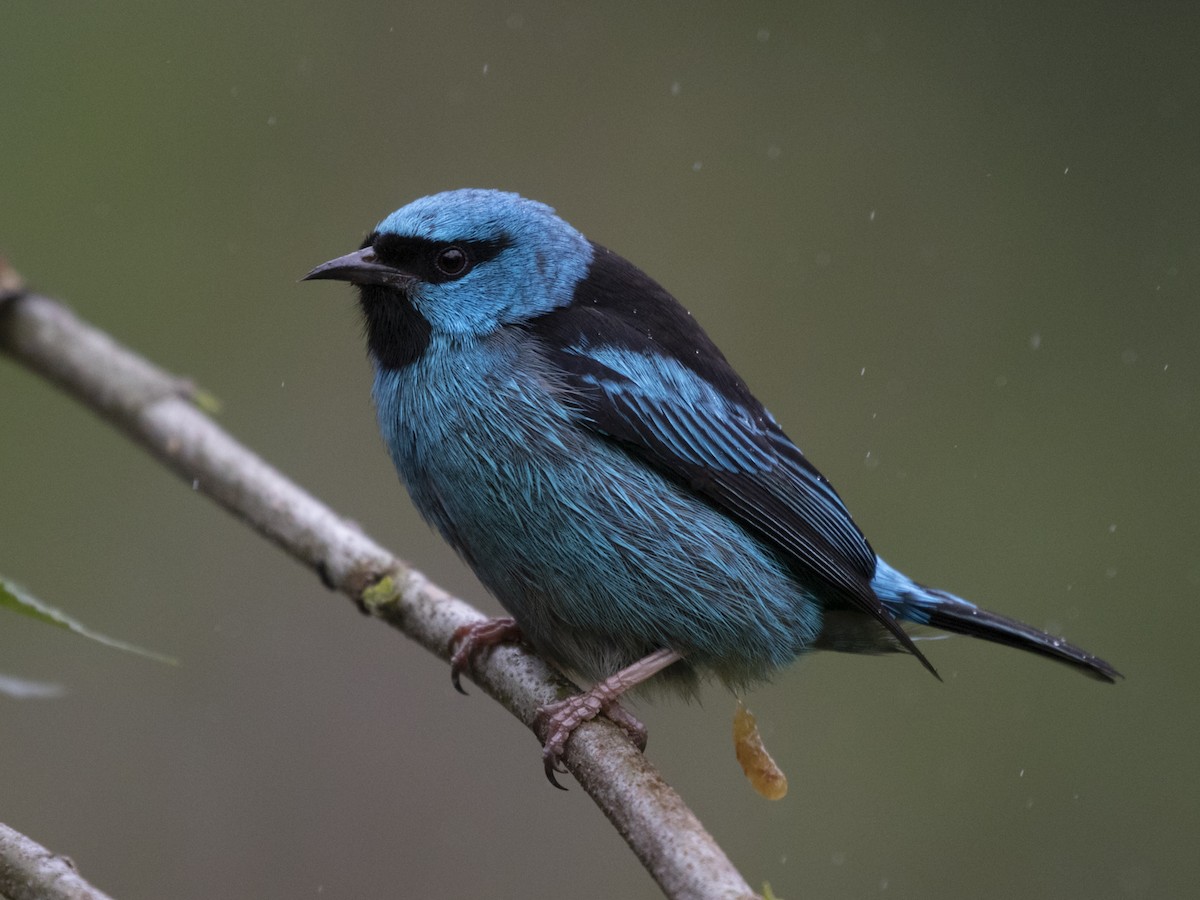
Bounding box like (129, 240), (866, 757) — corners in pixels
(358, 284), (432, 370)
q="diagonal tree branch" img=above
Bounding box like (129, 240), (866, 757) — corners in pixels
(0, 822), (114, 900)
(0, 262), (757, 900)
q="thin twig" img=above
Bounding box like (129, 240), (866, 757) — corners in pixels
(0, 269), (757, 900)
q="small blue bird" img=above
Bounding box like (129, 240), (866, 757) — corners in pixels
(304, 189), (1117, 784)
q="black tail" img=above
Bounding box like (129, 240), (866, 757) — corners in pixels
(920, 594), (1121, 683)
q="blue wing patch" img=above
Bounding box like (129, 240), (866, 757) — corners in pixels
(526, 245), (938, 676)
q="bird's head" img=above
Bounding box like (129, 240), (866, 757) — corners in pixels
(304, 189), (592, 367)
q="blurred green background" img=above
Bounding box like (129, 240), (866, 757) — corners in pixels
(2, 3), (1197, 898)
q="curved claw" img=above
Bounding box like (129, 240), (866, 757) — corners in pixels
(540, 720), (572, 790)
(451, 666), (469, 696)
(449, 637), (472, 696)
(447, 617), (522, 696)
(543, 756), (570, 791)
(534, 695), (650, 790)
(535, 698), (584, 789)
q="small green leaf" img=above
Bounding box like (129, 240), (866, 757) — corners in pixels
(1, 576), (178, 666)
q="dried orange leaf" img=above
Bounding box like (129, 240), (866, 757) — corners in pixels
(733, 700), (788, 800)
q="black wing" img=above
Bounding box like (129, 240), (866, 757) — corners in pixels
(528, 243), (937, 675)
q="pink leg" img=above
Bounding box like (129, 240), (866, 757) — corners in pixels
(448, 617), (523, 694)
(536, 648), (683, 788)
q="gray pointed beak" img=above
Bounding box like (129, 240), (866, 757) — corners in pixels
(302, 247), (413, 287)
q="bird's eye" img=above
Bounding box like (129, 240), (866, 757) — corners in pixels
(434, 246), (469, 277)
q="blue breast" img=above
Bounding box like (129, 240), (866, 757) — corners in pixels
(372, 330), (824, 689)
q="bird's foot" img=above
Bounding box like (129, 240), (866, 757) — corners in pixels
(535, 694), (647, 790)
(534, 647), (682, 789)
(599, 701), (649, 751)
(448, 617), (523, 695)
